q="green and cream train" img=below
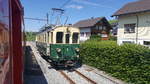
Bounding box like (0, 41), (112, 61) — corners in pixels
(36, 26), (81, 67)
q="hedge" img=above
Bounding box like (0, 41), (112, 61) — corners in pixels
(89, 35), (101, 41)
(80, 41), (150, 84)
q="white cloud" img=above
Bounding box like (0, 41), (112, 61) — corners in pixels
(66, 4), (84, 10)
(72, 0), (116, 9)
(73, 0), (99, 6)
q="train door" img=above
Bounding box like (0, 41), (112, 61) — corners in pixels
(65, 34), (70, 44)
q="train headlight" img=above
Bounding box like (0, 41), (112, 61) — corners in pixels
(75, 48), (79, 52)
(56, 56), (59, 59)
(56, 48), (61, 52)
(77, 55), (79, 58)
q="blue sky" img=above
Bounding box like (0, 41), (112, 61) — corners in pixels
(21, 0), (138, 32)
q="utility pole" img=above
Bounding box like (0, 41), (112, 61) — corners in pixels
(136, 15), (139, 44)
(46, 13), (49, 24)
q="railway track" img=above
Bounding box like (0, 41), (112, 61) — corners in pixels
(58, 70), (76, 84)
(74, 70), (97, 84)
(58, 69), (97, 84)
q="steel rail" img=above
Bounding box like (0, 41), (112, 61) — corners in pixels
(59, 70), (76, 84)
(74, 70), (97, 84)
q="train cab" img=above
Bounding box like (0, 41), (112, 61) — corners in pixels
(36, 26), (81, 67)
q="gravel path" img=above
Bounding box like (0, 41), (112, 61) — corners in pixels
(27, 42), (126, 84)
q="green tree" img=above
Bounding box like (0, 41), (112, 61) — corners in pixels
(25, 32), (36, 41)
(109, 19), (118, 24)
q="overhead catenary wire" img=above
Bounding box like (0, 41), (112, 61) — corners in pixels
(59, 0), (72, 25)
(24, 0), (72, 31)
(48, 0), (72, 25)
(24, 17), (47, 21)
(60, 0), (72, 9)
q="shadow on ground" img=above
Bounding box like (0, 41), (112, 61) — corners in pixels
(24, 46), (48, 84)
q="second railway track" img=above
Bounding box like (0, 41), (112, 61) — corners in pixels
(59, 70), (76, 84)
(74, 70), (97, 84)
(58, 69), (97, 84)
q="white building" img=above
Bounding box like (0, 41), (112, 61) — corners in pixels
(79, 28), (91, 41)
(112, 0), (150, 46)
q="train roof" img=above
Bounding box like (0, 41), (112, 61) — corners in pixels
(36, 25), (79, 35)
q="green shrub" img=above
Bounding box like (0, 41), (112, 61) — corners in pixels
(80, 41), (150, 84)
(88, 35), (101, 41)
(25, 32), (36, 41)
(109, 35), (117, 41)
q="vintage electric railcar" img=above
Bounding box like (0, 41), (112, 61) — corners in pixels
(0, 0), (24, 84)
(36, 26), (81, 67)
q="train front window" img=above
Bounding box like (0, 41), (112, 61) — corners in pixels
(56, 32), (63, 43)
(72, 33), (79, 43)
(66, 34), (70, 44)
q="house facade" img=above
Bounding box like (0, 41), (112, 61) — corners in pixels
(74, 17), (112, 42)
(113, 0), (150, 46)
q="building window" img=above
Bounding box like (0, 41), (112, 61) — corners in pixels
(101, 34), (108, 37)
(144, 41), (150, 45)
(96, 26), (99, 30)
(80, 32), (84, 36)
(95, 26), (103, 30)
(85, 32), (90, 37)
(124, 24), (136, 33)
(99, 26), (103, 30)
(123, 41), (134, 44)
(102, 26), (106, 30)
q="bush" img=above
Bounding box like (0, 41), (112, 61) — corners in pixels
(89, 35), (101, 41)
(109, 36), (117, 41)
(25, 32), (36, 41)
(80, 41), (150, 84)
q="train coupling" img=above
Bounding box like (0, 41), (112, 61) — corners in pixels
(65, 61), (75, 67)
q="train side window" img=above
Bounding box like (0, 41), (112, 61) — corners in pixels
(47, 32), (49, 43)
(45, 34), (46, 42)
(72, 33), (79, 43)
(66, 34), (70, 44)
(56, 32), (63, 43)
(51, 32), (53, 43)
